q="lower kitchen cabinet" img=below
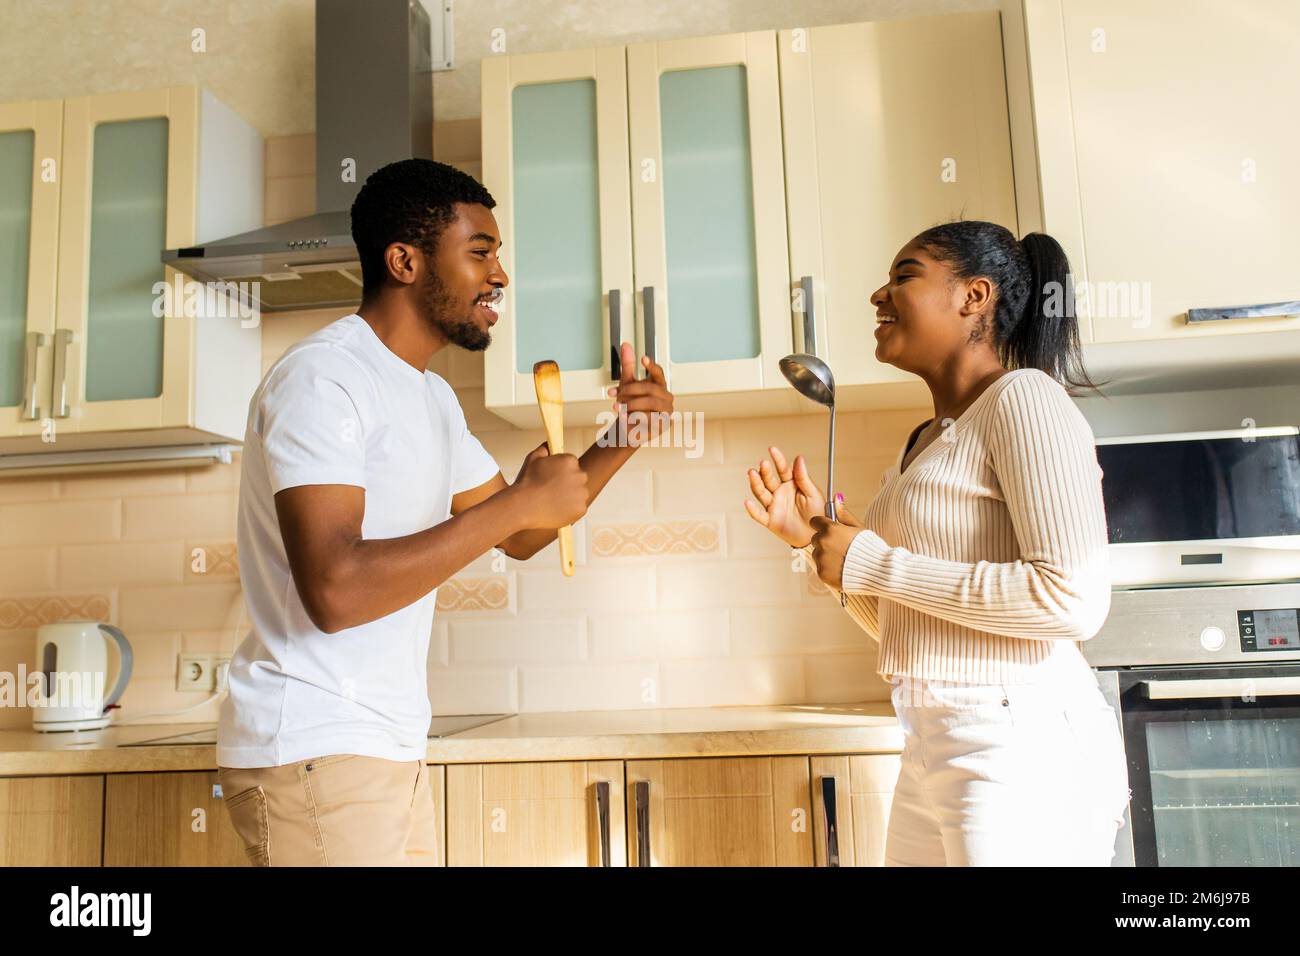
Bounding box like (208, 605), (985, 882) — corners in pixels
(0, 751), (901, 866)
(104, 771), (248, 867)
(427, 763), (447, 866)
(625, 756), (813, 866)
(0, 774), (103, 866)
(810, 754), (901, 867)
(446, 760), (625, 866)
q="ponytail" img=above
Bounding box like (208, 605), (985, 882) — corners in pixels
(913, 221), (1107, 396)
(1009, 232), (1101, 394)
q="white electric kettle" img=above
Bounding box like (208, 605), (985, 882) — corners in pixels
(32, 621), (133, 732)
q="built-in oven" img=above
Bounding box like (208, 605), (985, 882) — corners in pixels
(1085, 581), (1300, 866)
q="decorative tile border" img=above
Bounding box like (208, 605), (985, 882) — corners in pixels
(186, 542), (239, 579)
(591, 519), (720, 558)
(0, 593), (112, 630)
(436, 574), (514, 614)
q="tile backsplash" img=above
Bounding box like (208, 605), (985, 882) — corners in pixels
(415, 338), (915, 715)
(0, 464), (244, 728)
(0, 129), (916, 729)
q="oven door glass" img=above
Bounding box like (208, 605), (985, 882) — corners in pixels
(1119, 665), (1300, 866)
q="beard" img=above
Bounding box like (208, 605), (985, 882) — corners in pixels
(420, 269), (491, 352)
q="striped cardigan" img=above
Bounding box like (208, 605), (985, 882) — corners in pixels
(812, 368), (1112, 684)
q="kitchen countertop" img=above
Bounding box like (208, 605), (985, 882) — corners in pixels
(0, 702), (901, 775)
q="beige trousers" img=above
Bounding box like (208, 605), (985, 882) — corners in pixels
(217, 754), (439, 866)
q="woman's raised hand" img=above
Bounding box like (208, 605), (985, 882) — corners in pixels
(744, 446), (826, 548)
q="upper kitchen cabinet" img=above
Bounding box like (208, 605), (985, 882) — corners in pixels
(780, 12), (1018, 390)
(47, 87), (263, 447)
(0, 100), (61, 441)
(626, 32), (792, 398)
(481, 32), (797, 427)
(0, 86), (262, 459)
(1004, 0), (1300, 343)
(481, 48), (635, 422)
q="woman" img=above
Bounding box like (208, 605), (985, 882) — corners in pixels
(744, 221), (1131, 866)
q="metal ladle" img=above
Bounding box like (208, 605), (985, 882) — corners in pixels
(778, 353), (838, 523)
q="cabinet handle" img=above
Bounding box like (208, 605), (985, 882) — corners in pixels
(640, 286), (656, 370)
(799, 275), (818, 355)
(608, 290), (622, 381)
(1143, 676), (1300, 699)
(820, 775), (840, 867)
(634, 780), (651, 866)
(22, 331), (47, 420)
(52, 328), (74, 418)
(595, 780), (611, 868)
(1187, 300), (1300, 323)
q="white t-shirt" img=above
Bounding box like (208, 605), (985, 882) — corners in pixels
(216, 313), (500, 768)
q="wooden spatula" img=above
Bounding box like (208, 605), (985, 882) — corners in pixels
(532, 360), (576, 577)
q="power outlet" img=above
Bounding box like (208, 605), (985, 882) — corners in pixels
(177, 654), (213, 692)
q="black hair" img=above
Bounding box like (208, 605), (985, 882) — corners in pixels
(912, 220), (1107, 395)
(350, 158), (497, 296)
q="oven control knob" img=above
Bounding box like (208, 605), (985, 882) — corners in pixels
(1199, 625), (1226, 652)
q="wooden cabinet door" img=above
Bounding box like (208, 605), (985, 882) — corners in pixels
(481, 48), (635, 422)
(104, 770), (247, 866)
(780, 12), (1017, 387)
(1019, 0), (1300, 343)
(0, 100), (61, 440)
(810, 753), (901, 866)
(427, 763), (447, 866)
(53, 86), (199, 435)
(627, 32), (793, 397)
(446, 760), (625, 866)
(625, 756), (812, 866)
(0, 774), (103, 866)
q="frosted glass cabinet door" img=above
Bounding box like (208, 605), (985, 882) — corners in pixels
(481, 48), (634, 417)
(779, 13), (1017, 389)
(627, 32), (791, 396)
(54, 88), (198, 434)
(0, 100), (61, 439)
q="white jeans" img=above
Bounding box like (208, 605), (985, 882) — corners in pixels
(884, 659), (1132, 866)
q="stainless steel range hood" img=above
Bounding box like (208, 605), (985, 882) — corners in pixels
(163, 0), (434, 312)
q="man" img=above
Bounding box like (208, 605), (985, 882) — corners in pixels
(216, 159), (673, 866)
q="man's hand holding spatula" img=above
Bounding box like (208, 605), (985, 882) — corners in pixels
(604, 340), (673, 449)
(492, 341), (674, 565)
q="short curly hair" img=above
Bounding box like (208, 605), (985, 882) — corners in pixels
(350, 158), (496, 295)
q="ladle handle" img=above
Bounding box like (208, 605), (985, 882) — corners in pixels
(826, 404), (844, 606)
(825, 403), (837, 522)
